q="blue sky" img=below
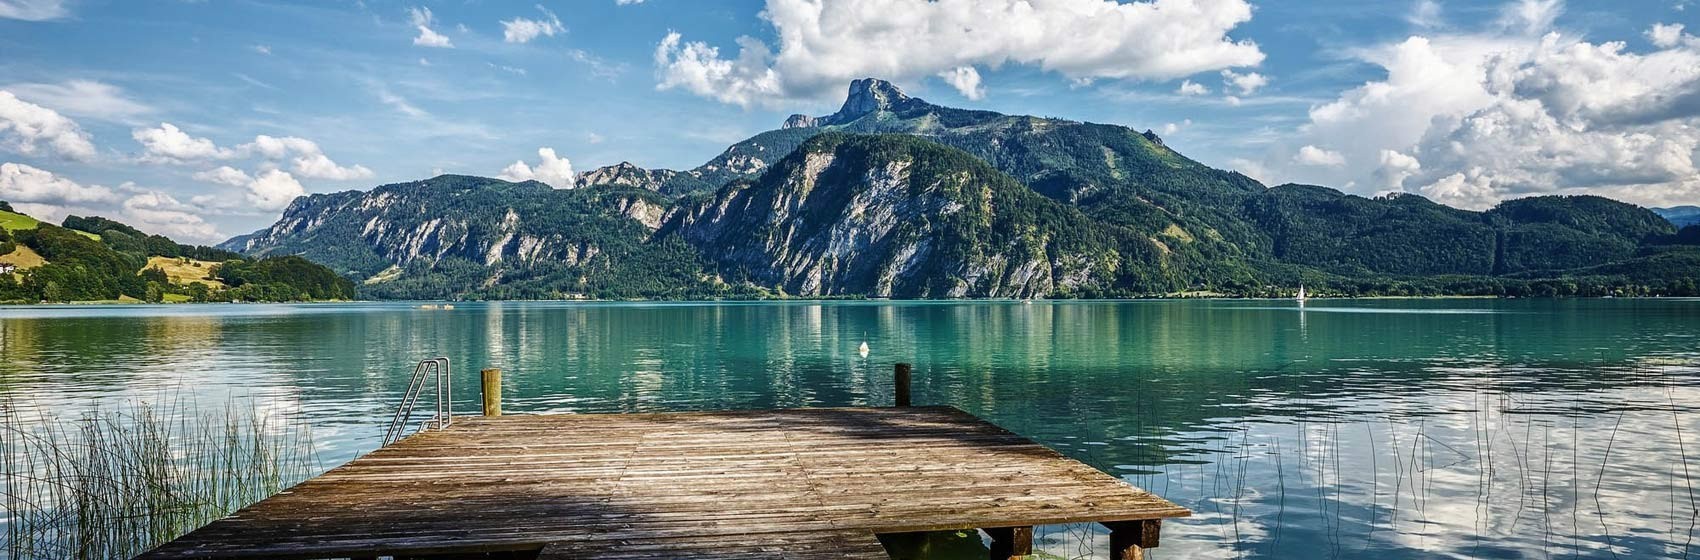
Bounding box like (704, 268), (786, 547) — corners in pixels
(1, 0), (1696, 243)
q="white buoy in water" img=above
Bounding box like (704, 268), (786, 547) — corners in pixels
(858, 341), (870, 358)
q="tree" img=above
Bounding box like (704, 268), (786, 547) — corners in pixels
(186, 282), (210, 302)
(41, 280), (63, 302)
(141, 266), (169, 285)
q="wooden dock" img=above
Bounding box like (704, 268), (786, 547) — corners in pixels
(143, 406), (1189, 560)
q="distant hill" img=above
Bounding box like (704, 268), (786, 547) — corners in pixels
(222, 79), (1700, 299)
(1654, 206), (1700, 228)
(0, 204), (353, 303)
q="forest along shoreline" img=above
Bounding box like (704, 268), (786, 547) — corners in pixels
(0, 203), (353, 304)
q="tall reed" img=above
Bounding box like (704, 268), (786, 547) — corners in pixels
(1, 397), (320, 559)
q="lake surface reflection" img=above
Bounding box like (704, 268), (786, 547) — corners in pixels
(3, 299), (1699, 558)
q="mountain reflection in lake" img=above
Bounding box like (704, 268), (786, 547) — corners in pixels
(1, 299), (1697, 558)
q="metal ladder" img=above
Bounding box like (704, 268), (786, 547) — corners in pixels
(383, 357), (452, 446)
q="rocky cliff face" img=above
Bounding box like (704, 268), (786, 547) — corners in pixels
(223, 175), (693, 298)
(665, 133), (1162, 298)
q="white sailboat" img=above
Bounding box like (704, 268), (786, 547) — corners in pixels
(1296, 284), (1308, 303)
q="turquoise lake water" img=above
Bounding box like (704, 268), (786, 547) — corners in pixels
(3, 298), (1699, 558)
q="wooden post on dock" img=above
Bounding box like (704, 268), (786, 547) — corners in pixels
(894, 363), (912, 407)
(1103, 520), (1161, 560)
(985, 526), (1033, 560)
(481, 368), (502, 417)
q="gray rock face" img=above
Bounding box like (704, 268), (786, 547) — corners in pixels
(782, 114), (818, 129)
(574, 162), (681, 192)
(836, 78), (909, 120)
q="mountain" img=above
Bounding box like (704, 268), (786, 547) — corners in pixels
(1654, 206), (1700, 228)
(221, 175), (739, 299)
(0, 205), (353, 303)
(663, 133), (1165, 298)
(223, 79), (1700, 299)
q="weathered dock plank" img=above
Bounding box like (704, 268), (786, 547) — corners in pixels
(142, 406), (1188, 559)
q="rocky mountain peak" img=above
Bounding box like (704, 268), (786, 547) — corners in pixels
(788, 78), (928, 129)
(574, 161), (680, 192)
(835, 78), (910, 120)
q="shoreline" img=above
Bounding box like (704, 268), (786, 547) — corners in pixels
(0, 294), (1679, 307)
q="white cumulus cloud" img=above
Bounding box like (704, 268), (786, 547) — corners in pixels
(246, 135), (373, 180)
(120, 190), (221, 243)
(654, 0), (1266, 107)
(502, 6), (563, 44)
(1407, 34), (1700, 208)
(409, 7), (454, 48)
(1161, 119), (1192, 135)
(192, 166), (252, 187)
(1294, 145), (1346, 167)
(1177, 80), (1210, 96)
(0, 161), (117, 204)
(936, 67), (985, 100)
(1251, 0), (1700, 209)
(1375, 150), (1422, 190)
(0, 91), (97, 161)
(291, 152), (374, 180)
(1647, 23), (1689, 48)
(246, 169), (306, 211)
(132, 126), (372, 181)
(1220, 69), (1268, 95)
(497, 147), (575, 189)
(133, 123), (232, 163)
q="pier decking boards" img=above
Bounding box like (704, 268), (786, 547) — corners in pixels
(143, 407), (1189, 559)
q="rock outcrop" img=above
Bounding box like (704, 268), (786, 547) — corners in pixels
(782, 114), (817, 129)
(573, 162), (683, 192)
